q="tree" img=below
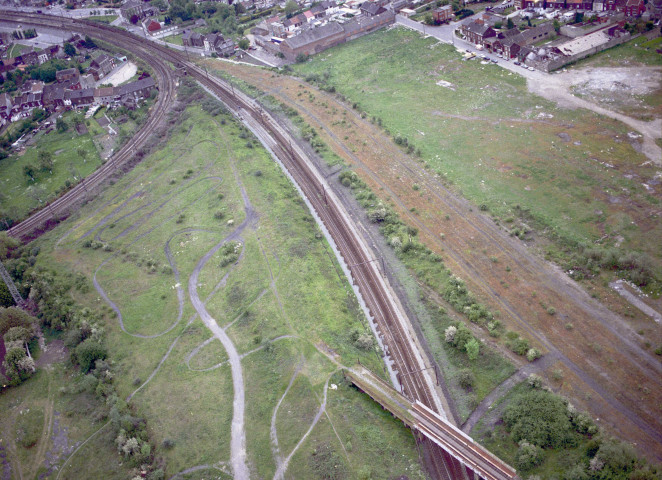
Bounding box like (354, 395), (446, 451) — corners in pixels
(553, 19), (561, 33)
(0, 232), (20, 260)
(2, 347), (35, 385)
(64, 42), (76, 56)
(284, 0), (298, 17)
(23, 164), (36, 182)
(515, 441), (544, 472)
(503, 388), (575, 448)
(130, 14), (140, 24)
(424, 13), (435, 25)
(56, 117), (69, 133)
(83, 36), (97, 49)
(0, 307), (36, 337)
(238, 37), (250, 50)
(507, 17), (515, 29)
(465, 338), (480, 360)
(38, 150), (53, 172)
(73, 338), (107, 373)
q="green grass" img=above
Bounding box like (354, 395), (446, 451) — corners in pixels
(165, 34), (184, 45)
(0, 110), (102, 222)
(7, 43), (31, 58)
(88, 14), (118, 24)
(30, 100), (425, 478)
(292, 26), (662, 280)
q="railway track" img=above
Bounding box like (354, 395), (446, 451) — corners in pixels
(1, 11), (177, 240)
(1, 12), (484, 479)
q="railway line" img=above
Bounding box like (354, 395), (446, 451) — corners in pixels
(1, 12), (177, 240)
(0, 11), (502, 479)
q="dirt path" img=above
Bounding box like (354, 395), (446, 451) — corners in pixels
(272, 376), (333, 480)
(461, 352), (560, 434)
(216, 62), (662, 459)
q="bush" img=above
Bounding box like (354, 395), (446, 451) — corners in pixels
(503, 388), (575, 448)
(465, 338), (480, 360)
(73, 339), (107, 373)
(457, 369), (475, 390)
(526, 348), (541, 362)
(515, 441), (544, 472)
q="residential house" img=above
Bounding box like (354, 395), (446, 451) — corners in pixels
(116, 76), (157, 102)
(303, 10), (316, 23)
(41, 84), (66, 109)
(361, 2), (387, 16)
(65, 88), (94, 108)
(37, 51), (50, 65)
(566, 0), (592, 9)
(204, 34), (236, 56)
(88, 54), (115, 81)
(56, 67), (80, 83)
(624, 0), (644, 15)
(182, 30), (204, 47)
(120, 0), (156, 20)
(146, 20), (162, 34)
(645, 0), (662, 20)
(94, 86), (115, 105)
(12, 92), (42, 116)
(547, 0), (566, 9)
(433, 5), (453, 23)
(0, 93), (12, 119)
(460, 20), (497, 45)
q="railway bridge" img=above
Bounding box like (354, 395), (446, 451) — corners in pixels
(346, 366), (518, 480)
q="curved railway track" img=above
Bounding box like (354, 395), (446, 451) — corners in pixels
(0, 12), (478, 479)
(2, 12), (177, 240)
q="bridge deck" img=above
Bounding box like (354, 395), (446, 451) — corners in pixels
(346, 367), (517, 480)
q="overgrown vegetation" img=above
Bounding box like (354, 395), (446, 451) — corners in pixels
(476, 378), (660, 479)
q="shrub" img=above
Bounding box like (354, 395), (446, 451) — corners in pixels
(515, 441), (544, 472)
(465, 338), (480, 360)
(73, 339), (107, 373)
(457, 369), (475, 390)
(444, 325), (457, 343)
(503, 388), (575, 448)
(526, 348), (541, 362)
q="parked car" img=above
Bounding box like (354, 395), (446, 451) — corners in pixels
(513, 61), (520, 65)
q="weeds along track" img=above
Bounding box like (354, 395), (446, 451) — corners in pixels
(3, 12), (466, 479)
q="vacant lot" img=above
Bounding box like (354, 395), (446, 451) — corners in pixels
(209, 26), (662, 460)
(33, 103), (426, 478)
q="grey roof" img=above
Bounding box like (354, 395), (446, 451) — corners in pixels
(361, 2), (386, 14)
(463, 20), (493, 35)
(0, 93), (12, 109)
(120, 0), (142, 11)
(282, 22), (344, 49)
(66, 88), (94, 101)
(116, 77), (156, 96)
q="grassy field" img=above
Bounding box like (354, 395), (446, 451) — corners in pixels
(292, 27), (662, 283)
(0, 361), (132, 480)
(7, 43), (31, 58)
(165, 34), (184, 45)
(0, 110), (103, 223)
(25, 101), (427, 479)
(88, 14), (118, 23)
